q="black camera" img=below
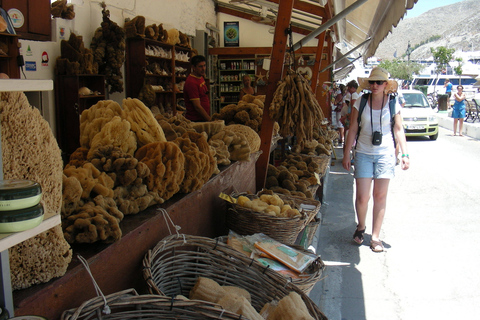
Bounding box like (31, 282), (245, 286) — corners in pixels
(372, 131), (382, 145)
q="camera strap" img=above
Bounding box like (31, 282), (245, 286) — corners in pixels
(369, 94), (385, 136)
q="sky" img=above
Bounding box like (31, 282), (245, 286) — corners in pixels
(404, 0), (465, 18)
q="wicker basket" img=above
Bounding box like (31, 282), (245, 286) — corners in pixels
(61, 288), (248, 320)
(143, 234), (328, 320)
(225, 192), (321, 245)
(217, 235), (325, 295)
(296, 217), (322, 250)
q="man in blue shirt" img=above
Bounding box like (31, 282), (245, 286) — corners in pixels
(444, 78), (453, 108)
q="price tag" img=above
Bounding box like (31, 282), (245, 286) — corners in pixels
(219, 193), (237, 204)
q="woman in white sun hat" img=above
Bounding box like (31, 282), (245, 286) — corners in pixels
(342, 67), (409, 252)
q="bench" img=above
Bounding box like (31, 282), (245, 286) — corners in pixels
(465, 99), (479, 122)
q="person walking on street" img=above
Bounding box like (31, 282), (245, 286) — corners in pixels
(341, 80), (360, 137)
(444, 78), (453, 109)
(334, 84), (346, 144)
(342, 67), (410, 252)
(184, 55), (211, 122)
(452, 85), (466, 136)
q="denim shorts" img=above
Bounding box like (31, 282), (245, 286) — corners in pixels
(354, 152), (396, 179)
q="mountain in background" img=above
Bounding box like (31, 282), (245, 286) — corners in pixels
(375, 0), (480, 60)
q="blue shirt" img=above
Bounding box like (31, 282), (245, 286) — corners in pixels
(445, 82), (452, 93)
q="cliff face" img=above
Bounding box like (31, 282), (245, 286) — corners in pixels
(375, 0), (480, 60)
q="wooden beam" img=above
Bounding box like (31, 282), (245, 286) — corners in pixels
(216, 5), (311, 36)
(209, 46), (319, 56)
(311, 31), (326, 94)
(268, 0), (327, 20)
(255, 0), (294, 192)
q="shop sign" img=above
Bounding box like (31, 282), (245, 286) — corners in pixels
(224, 21), (239, 47)
(7, 8), (24, 29)
(26, 45), (33, 57)
(42, 51), (49, 66)
(25, 61), (36, 72)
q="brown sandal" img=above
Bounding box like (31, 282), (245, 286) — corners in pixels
(370, 239), (384, 252)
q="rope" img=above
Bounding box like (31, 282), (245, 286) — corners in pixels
(158, 208), (182, 237)
(286, 24), (296, 72)
(77, 255), (111, 315)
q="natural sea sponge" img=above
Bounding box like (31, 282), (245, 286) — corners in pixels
(63, 195), (124, 243)
(79, 100), (123, 148)
(226, 124), (261, 152)
(9, 225), (73, 290)
(191, 120), (225, 138)
(88, 145), (159, 214)
(68, 147), (89, 167)
(166, 28), (180, 46)
(1, 92), (63, 219)
(87, 116), (137, 159)
(208, 139), (230, 166)
(0, 91), (71, 290)
(211, 129), (251, 161)
(135, 141), (185, 202)
(122, 98), (167, 146)
(63, 163), (115, 199)
(173, 133), (215, 193)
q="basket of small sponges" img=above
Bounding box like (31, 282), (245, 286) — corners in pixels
(61, 288), (248, 320)
(143, 234), (328, 320)
(224, 190), (321, 245)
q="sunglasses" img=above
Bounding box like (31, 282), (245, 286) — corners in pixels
(368, 80), (386, 85)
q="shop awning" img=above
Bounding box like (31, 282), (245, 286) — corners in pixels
(215, 0), (418, 61)
(335, 0), (417, 62)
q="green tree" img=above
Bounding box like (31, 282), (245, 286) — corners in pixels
(378, 59), (423, 81)
(453, 57), (464, 83)
(430, 46), (455, 75)
(430, 46), (455, 91)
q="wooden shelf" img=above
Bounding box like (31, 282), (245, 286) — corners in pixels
(146, 55), (172, 60)
(78, 94), (105, 99)
(146, 74), (172, 78)
(0, 215), (61, 252)
(126, 37), (191, 114)
(55, 74), (106, 158)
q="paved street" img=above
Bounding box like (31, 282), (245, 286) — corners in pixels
(309, 126), (480, 320)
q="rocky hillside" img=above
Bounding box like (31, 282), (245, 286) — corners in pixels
(375, 0), (480, 60)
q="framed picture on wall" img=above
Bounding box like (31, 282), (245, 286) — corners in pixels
(224, 21), (239, 47)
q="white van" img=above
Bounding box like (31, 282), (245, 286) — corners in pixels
(410, 75), (477, 99)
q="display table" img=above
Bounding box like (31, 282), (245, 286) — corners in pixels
(13, 155), (257, 320)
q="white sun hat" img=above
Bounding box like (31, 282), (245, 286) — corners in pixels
(357, 67), (398, 94)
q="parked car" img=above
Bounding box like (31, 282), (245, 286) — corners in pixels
(400, 89), (439, 140)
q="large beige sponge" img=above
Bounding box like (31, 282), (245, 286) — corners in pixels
(226, 124), (261, 152)
(0, 91), (72, 289)
(122, 98), (167, 146)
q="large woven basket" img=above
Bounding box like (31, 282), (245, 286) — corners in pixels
(226, 192), (321, 245)
(61, 288), (248, 320)
(143, 234), (328, 320)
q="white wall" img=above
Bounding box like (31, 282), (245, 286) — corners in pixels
(216, 12), (319, 48)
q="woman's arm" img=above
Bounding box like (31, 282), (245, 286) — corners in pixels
(393, 114), (409, 170)
(342, 107), (359, 171)
(239, 88), (245, 100)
